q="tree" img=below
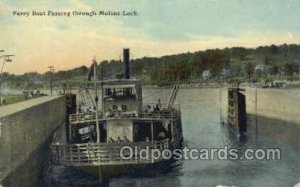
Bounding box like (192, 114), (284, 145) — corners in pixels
(201, 55), (223, 77)
(231, 47), (247, 60)
(264, 56), (270, 65)
(270, 44), (279, 54)
(245, 62), (254, 79)
(270, 63), (279, 75)
(284, 63), (294, 76)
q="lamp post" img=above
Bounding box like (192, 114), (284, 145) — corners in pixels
(0, 53), (14, 105)
(0, 51), (4, 105)
(48, 66), (54, 95)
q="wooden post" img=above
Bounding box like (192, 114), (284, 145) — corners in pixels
(87, 143), (90, 163)
(69, 123), (72, 142)
(70, 146), (73, 164)
(219, 86), (223, 124)
(255, 87), (258, 135)
(151, 122), (154, 142)
(170, 120), (174, 141)
(63, 146), (66, 163)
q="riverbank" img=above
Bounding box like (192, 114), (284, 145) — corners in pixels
(0, 95), (27, 105)
(143, 80), (300, 89)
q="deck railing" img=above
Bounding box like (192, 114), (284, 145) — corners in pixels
(50, 140), (170, 166)
(69, 103), (180, 124)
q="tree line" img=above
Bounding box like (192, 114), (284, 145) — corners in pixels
(2, 43), (300, 89)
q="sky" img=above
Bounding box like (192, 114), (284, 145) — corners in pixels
(1, 0), (300, 74)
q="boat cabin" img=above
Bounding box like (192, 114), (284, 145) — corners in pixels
(68, 48), (180, 146)
(69, 78), (178, 145)
(102, 79), (143, 116)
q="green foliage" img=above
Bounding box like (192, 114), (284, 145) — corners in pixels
(2, 43), (300, 88)
(284, 62), (299, 76)
(245, 62), (255, 79)
(2, 95), (27, 105)
(270, 63), (279, 75)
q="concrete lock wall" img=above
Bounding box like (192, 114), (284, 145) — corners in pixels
(220, 87), (300, 150)
(0, 96), (66, 187)
(246, 88), (300, 149)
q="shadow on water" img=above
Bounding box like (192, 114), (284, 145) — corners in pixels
(221, 123), (248, 145)
(41, 159), (184, 187)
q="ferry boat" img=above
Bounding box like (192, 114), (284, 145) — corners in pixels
(50, 49), (183, 180)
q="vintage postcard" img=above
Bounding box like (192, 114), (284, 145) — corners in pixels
(0, 0), (300, 187)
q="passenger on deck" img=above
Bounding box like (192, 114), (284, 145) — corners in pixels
(157, 131), (166, 140)
(107, 88), (112, 96)
(113, 88), (116, 96)
(86, 107), (92, 113)
(157, 99), (161, 109)
(117, 136), (122, 143)
(109, 137), (115, 143)
(154, 99), (161, 112)
(124, 136), (130, 142)
(91, 130), (97, 142)
(145, 105), (151, 113)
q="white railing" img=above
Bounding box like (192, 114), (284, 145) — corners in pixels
(50, 140), (170, 166)
(143, 103), (180, 111)
(69, 104), (180, 124)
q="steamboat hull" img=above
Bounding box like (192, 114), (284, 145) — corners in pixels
(74, 159), (176, 180)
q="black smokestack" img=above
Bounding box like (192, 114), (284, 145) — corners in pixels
(123, 48), (130, 79)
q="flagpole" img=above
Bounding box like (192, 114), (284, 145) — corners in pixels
(93, 58), (100, 143)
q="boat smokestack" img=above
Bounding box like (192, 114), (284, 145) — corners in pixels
(123, 48), (130, 79)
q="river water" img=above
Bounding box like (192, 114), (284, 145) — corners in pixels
(42, 88), (300, 187)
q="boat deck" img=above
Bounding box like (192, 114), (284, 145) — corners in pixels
(70, 104), (180, 125)
(50, 139), (170, 166)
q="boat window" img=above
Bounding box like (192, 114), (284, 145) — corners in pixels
(100, 123), (107, 142)
(133, 122), (152, 142)
(121, 105), (128, 112)
(153, 122), (171, 141)
(78, 125), (94, 135)
(105, 87), (136, 98)
(112, 105), (118, 111)
(105, 88), (112, 96)
(75, 125), (97, 143)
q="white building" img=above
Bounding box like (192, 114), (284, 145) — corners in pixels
(202, 70), (211, 80)
(255, 64), (264, 73)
